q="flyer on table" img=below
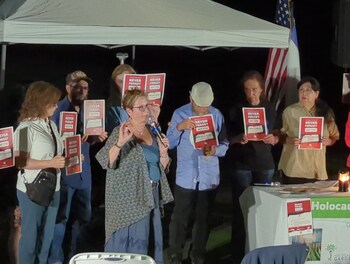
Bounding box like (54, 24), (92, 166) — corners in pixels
(83, 99), (105, 135)
(122, 73), (166, 105)
(242, 107), (267, 141)
(189, 114), (218, 149)
(65, 135), (82, 175)
(287, 199), (313, 237)
(0, 126), (14, 169)
(59, 111), (77, 138)
(298, 117), (324, 149)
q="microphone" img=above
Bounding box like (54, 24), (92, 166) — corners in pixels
(148, 117), (166, 147)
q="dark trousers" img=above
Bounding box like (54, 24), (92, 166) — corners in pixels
(49, 184), (91, 263)
(168, 184), (215, 261)
(230, 169), (274, 262)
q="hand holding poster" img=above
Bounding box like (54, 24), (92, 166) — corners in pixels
(189, 114), (218, 149)
(83, 99), (105, 135)
(242, 107), (267, 140)
(122, 73), (166, 105)
(65, 135), (82, 175)
(298, 117), (323, 149)
(59, 111), (77, 138)
(0, 126), (14, 169)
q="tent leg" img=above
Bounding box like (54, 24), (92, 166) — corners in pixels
(132, 45), (136, 68)
(0, 44), (7, 90)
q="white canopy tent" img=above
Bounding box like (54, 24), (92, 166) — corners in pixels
(0, 0), (289, 88)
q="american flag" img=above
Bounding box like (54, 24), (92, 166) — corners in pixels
(264, 0), (300, 111)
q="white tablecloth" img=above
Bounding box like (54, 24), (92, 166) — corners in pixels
(240, 184), (350, 264)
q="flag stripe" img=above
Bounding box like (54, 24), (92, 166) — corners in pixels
(265, 48), (288, 101)
(264, 0), (300, 110)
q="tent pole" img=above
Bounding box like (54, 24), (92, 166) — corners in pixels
(0, 44), (7, 90)
(132, 45), (136, 68)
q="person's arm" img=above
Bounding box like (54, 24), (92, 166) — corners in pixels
(262, 104), (280, 145)
(227, 105), (247, 145)
(86, 132), (108, 145)
(15, 152), (65, 170)
(158, 135), (170, 168)
(149, 103), (161, 123)
(14, 124), (65, 170)
(166, 110), (188, 149)
(95, 126), (120, 170)
(262, 133), (279, 145)
(279, 108), (301, 146)
(214, 111), (229, 157)
(323, 119), (339, 147)
(96, 121), (133, 169)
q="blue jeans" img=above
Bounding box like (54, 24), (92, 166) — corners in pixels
(17, 190), (60, 264)
(231, 169), (274, 261)
(49, 184), (91, 263)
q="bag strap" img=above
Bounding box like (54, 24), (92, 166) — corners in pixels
(48, 120), (57, 156)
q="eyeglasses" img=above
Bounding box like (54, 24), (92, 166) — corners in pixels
(298, 88), (315, 95)
(132, 104), (152, 112)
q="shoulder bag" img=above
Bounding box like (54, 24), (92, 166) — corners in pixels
(22, 121), (58, 206)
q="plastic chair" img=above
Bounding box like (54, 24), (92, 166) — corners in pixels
(240, 244), (309, 264)
(68, 252), (156, 264)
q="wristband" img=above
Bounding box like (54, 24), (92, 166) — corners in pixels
(115, 143), (123, 149)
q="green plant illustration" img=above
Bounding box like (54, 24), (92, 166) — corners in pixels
(326, 244), (336, 261)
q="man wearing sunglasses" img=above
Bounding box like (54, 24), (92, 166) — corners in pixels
(49, 71), (107, 264)
(167, 82), (229, 264)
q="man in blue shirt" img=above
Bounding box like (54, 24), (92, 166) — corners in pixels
(49, 71), (107, 264)
(167, 82), (228, 264)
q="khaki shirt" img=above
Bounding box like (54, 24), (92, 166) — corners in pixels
(278, 103), (339, 180)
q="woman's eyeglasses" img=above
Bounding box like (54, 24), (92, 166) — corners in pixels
(132, 104), (152, 112)
(298, 88), (315, 95)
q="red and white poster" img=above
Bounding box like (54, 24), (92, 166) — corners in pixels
(122, 73), (166, 105)
(122, 74), (147, 97)
(0, 126), (15, 169)
(189, 114), (218, 149)
(83, 99), (105, 135)
(145, 73), (166, 105)
(59, 111), (77, 138)
(242, 107), (267, 141)
(65, 135), (82, 175)
(298, 117), (324, 149)
(287, 199), (313, 237)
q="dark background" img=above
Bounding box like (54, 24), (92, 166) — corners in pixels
(0, 0), (349, 262)
(0, 0), (348, 131)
